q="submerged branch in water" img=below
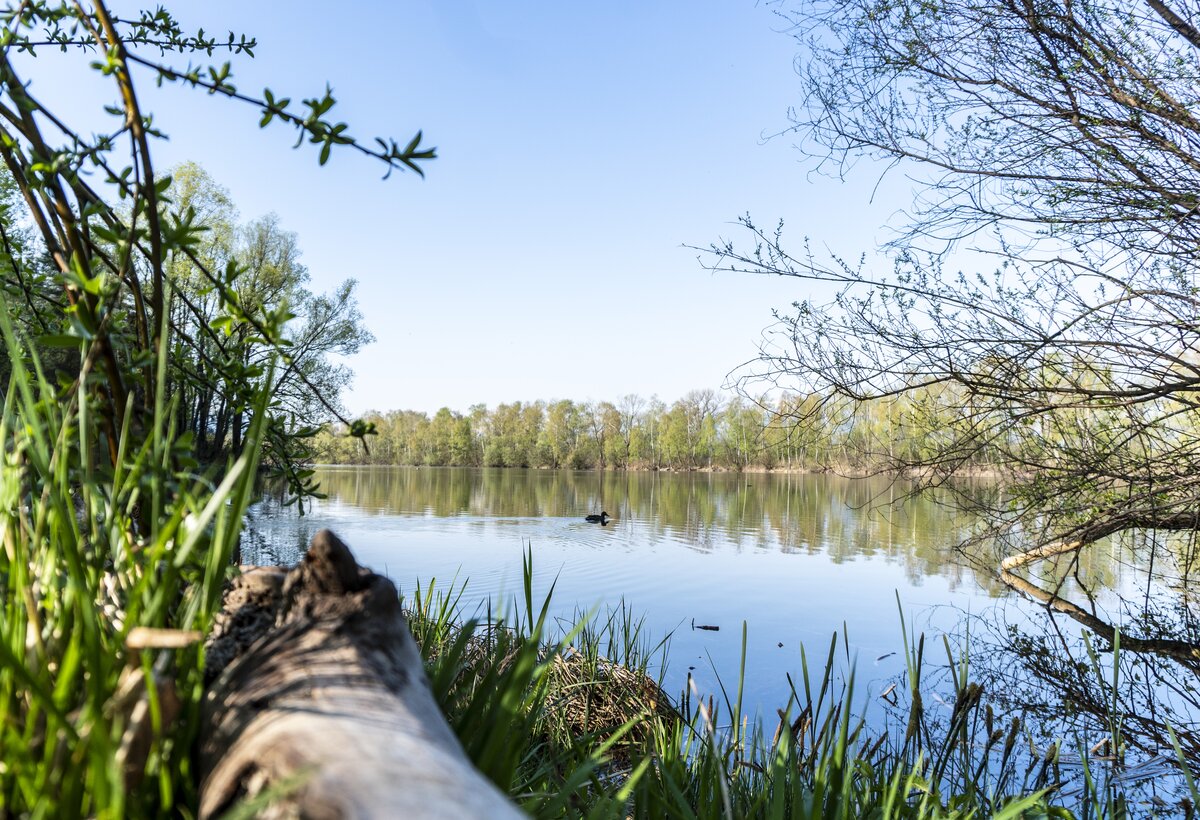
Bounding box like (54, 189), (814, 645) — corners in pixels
(999, 568), (1200, 664)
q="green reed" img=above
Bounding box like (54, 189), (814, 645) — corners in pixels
(0, 308), (270, 818)
(401, 561), (1169, 819)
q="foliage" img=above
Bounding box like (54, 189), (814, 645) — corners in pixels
(161, 163), (373, 495)
(313, 386), (992, 473)
(0, 315), (268, 817)
(0, 0), (431, 502)
(699, 0), (1200, 681)
(0, 1), (430, 815)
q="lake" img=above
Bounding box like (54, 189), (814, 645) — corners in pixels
(243, 466), (1156, 730)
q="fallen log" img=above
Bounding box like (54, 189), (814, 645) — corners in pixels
(199, 529), (523, 819)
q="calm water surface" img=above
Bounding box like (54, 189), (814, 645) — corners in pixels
(243, 466), (1135, 721)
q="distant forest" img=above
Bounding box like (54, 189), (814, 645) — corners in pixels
(315, 387), (997, 472)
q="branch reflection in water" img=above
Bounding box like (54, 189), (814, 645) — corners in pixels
(243, 465), (1199, 804)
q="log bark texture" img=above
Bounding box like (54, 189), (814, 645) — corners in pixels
(199, 529), (524, 819)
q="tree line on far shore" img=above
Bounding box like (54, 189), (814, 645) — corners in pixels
(313, 386), (998, 472)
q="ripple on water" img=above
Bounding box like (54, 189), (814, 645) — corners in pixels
(243, 465), (1197, 809)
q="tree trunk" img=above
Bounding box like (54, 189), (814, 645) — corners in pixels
(212, 399), (228, 458)
(231, 407), (243, 452)
(199, 530), (524, 819)
(195, 380), (212, 456)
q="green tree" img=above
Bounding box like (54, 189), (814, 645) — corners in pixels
(708, 0), (1200, 671)
(658, 401), (691, 469)
(599, 402), (625, 468)
(0, 3), (434, 815)
(275, 278), (373, 419)
(539, 399), (581, 468)
(160, 169), (374, 481)
(582, 400), (622, 469)
(485, 402), (543, 467)
(428, 407), (456, 465)
(616, 393), (645, 466)
(638, 395), (668, 468)
(718, 398), (761, 470)
(449, 413), (476, 465)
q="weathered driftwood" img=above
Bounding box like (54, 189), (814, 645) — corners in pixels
(199, 529), (523, 819)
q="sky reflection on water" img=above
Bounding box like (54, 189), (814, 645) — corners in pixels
(244, 467), (1200, 808)
(243, 466), (1049, 720)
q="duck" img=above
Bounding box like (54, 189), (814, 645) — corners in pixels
(585, 511), (611, 525)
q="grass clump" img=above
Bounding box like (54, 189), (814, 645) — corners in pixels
(404, 562), (1170, 819)
(0, 308), (270, 818)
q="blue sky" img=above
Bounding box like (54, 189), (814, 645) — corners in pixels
(21, 1), (908, 415)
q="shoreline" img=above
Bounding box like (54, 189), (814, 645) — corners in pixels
(308, 461), (1014, 481)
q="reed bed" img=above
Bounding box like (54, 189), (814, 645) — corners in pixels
(0, 307), (270, 818)
(405, 566), (1194, 818)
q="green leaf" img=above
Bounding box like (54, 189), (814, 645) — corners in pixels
(36, 334), (82, 348)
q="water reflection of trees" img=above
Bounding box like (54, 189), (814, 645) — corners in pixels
(268, 466), (1200, 791)
(969, 612), (1200, 792)
(956, 529), (1200, 784)
(310, 467), (1146, 596)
